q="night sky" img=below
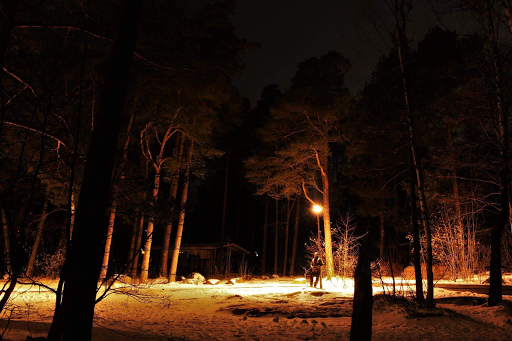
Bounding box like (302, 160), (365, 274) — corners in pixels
(179, 0), (448, 104)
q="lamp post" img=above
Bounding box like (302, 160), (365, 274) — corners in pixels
(312, 204), (323, 289)
(312, 204), (323, 250)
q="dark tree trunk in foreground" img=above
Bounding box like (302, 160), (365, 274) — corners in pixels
(393, 0), (434, 306)
(47, 1), (141, 339)
(289, 196), (300, 276)
(350, 236), (373, 341)
(409, 150), (424, 302)
(486, 1), (509, 306)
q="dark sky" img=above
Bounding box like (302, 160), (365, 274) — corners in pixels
(179, 0), (456, 105)
(229, 1), (365, 104)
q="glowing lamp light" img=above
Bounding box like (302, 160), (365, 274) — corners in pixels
(312, 204), (323, 214)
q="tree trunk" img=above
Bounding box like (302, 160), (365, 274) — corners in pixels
(140, 170), (162, 282)
(139, 121), (177, 281)
(1, 208), (10, 276)
(47, 1), (141, 339)
(379, 207), (386, 263)
(131, 215), (144, 278)
(250, 198), (256, 254)
(274, 198), (278, 275)
(58, 192), (75, 251)
(0, 208), (19, 313)
(447, 118), (465, 270)
(350, 236), (373, 341)
(101, 109), (134, 279)
(486, 2), (509, 306)
(168, 140), (194, 282)
(221, 153), (229, 245)
(99, 201), (116, 281)
(319, 148), (334, 279)
(290, 196), (300, 276)
(26, 188), (49, 277)
(393, 0), (434, 306)
(262, 196), (269, 275)
(282, 199), (290, 277)
(160, 133), (184, 277)
(379, 172), (386, 263)
(126, 215), (139, 275)
(409, 149), (424, 302)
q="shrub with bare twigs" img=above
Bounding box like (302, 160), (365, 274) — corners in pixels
(305, 213), (362, 278)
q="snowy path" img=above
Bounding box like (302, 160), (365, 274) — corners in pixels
(0, 279), (511, 340)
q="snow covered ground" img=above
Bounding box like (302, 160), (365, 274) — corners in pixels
(0, 276), (511, 340)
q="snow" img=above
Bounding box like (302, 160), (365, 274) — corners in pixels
(0, 276), (512, 340)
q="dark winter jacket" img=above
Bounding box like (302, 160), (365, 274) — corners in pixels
(311, 256), (324, 273)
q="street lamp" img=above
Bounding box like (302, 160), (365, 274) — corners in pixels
(312, 204), (323, 249)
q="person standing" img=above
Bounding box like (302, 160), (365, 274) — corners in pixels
(310, 252), (324, 288)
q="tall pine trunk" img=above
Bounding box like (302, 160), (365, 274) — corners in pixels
(262, 196), (269, 274)
(290, 196), (300, 276)
(393, 0), (434, 306)
(486, 1), (509, 306)
(168, 140), (194, 282)
(160, 133), (184, 277)
(99, 201), (116, 280)
(140, 122), (178, 281)
(409, 150), (424, 302)
(319, 147), (334, 279)
(126, 215), (139, 275)
(140, 171), (161, 282)
(350, 236), (373, 341)
(1, 208), (10, 276)
(274, 198), (278, 275)
(130, 215), (144, 278)
(217, 153), (229, 273)
(47, 1), (141, 339)
(447, 118), (465, 272)
(379, 207), (386, 263)
(58, 192), (75, 251)
(282, 199), (290, 277)
(501, 0), (512, 235)
(101, 112), (134, 280)
(26, 188), (49, 277)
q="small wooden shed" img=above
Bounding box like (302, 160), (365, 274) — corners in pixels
(177, 242), (250, 277)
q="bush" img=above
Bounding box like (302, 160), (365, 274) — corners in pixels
(34, 250), (65, 278)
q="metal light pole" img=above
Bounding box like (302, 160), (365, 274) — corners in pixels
(312, 204), (323, 289)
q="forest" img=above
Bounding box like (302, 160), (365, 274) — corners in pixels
(2, 0), (512, 340)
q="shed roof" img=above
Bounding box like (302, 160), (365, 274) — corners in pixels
(180, 242), (250, 254)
